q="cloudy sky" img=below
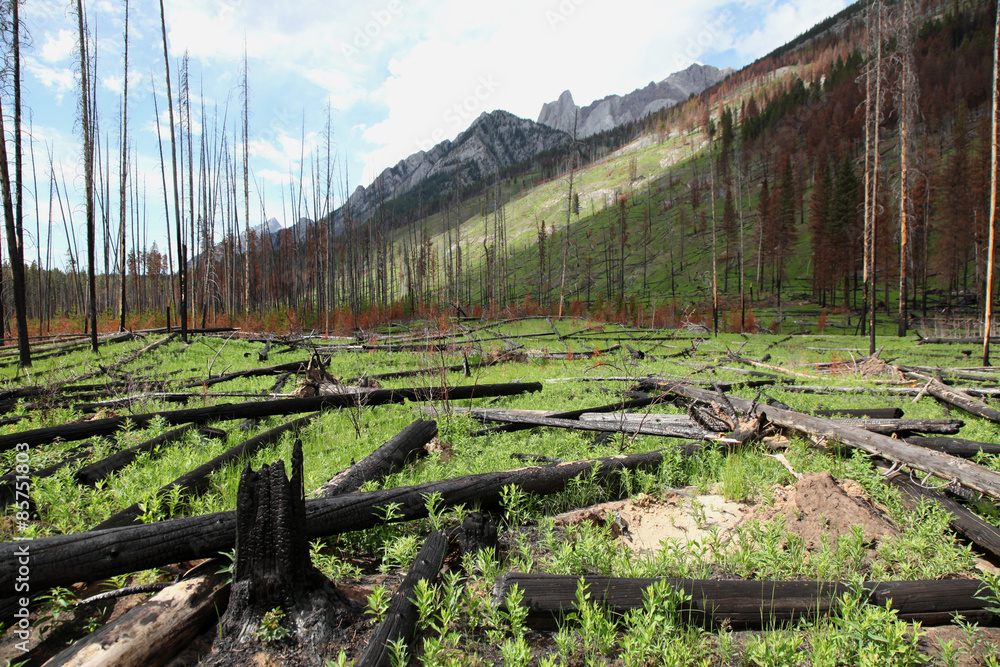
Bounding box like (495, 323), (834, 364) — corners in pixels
(14, 0), (851, 264)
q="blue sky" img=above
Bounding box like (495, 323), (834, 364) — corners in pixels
(13, 0), (852, 267)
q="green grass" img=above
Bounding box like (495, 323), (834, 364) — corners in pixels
(2, 324), (999, 664)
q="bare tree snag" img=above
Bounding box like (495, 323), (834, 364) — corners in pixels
(93, 413), (319, 530)
(315, 419), (436, 498)
(492, 574), (997, 630)
(215, 441), (357, 655)
(663, 383), (1000, 500)
(42, 569), (230, 667)
(0, 382), (542, 451)
(0, 449), (668, 614)
(355, 531), (447, 667)
(984, 0), (1000, 364)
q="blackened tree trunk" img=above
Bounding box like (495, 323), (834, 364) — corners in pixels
(356, 531), (447, 667)
(118, 0), (130, 332)
(159, 0), (187, 342)
(215, 440), (357, 659)
(76, 0), (98, 352)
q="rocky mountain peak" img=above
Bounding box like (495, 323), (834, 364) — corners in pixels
(537, 63), (731, 138)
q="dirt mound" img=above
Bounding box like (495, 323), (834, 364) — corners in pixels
(747, 471), (897, 550)
(855, 355), (904, 380)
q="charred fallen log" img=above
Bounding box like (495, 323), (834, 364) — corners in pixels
(884, 469), (1000, 561)
(42, 565), (230, 667)
(314, 419), (437, 498)
(813, 408), (904, 419)
(355, 531), (447, 667)
(904, 436), (1000, 458)
(0, 381), (542, 451)
(902, 370), (1000, 425)
(0, 442), (92, 507)
(0, 449), (667, 615)
(662, 382), (1000, 500)
(74, 426), (226, 487)
(92, 413), (319, 530)
(492, 574), (997, 629)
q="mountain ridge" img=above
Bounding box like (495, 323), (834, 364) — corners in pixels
(537, 63), (732, 137)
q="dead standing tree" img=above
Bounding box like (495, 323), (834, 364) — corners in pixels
(0, 0), (30, 365)
(895, 0), (918, 337)
(861, 0), (887, 353)
(159, 0), (187, 342)
(118, 0), (129, 332)
(75, 0), (98, 351)
(984, 0), (999, 365)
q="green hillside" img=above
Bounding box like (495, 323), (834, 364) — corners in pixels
(377, 0), (996, 340)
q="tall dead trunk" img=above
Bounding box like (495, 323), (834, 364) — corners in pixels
(159, 0), (187, 342)
(76, 0), (98, 351)
(869, 1), (883, 355)
(558, 111), (578, 317)
(241, 47), (251, 321)
(0, 8), (28, 365)
(984, 1), (999, 365)
(118, 0), (129, 332)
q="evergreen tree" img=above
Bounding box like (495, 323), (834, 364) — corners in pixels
(722, 183), (737, 292)
(809, 161), (833, 304)
(829, 155), (860, 308)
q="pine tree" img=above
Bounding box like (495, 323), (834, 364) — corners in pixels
(722, 183), (737, 292)
(829, 155), (860, 310)
(809, 161), (832, 305)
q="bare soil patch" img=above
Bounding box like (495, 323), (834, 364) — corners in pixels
(554, 490), (747, 552)
(554, 471), (899, 560)
(746, 471), (899, 551)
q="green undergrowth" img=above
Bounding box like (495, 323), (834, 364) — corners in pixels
(2, 324), (1000, 664)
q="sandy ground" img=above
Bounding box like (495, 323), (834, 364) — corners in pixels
(554, 489), (746, 552)
(552, 471), (902, 559)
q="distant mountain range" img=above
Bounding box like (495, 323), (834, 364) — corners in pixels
(537, 63), (732, 138)
(334, 110), (570, 228)
(273, 64), (729, 240)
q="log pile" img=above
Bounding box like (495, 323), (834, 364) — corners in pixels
(4, 328), (1000, 665)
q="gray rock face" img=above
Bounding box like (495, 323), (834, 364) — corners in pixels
(537, 63), (732, 137)
(537, 90), (577, 131)
(341, 110), (570, 224)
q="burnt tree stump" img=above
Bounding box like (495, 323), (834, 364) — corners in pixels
(215, 439), (357, 658)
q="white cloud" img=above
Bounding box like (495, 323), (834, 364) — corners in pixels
(356, 0), (738, 182)
(25, 57), (76, 101)
(732, 0), (853, 61)
(39, 28), (76, 63)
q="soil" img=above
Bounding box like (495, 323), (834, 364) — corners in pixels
(553, 489), (747, 552)
(552, 472), (899, 559)
(745, 471), (899, 551)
